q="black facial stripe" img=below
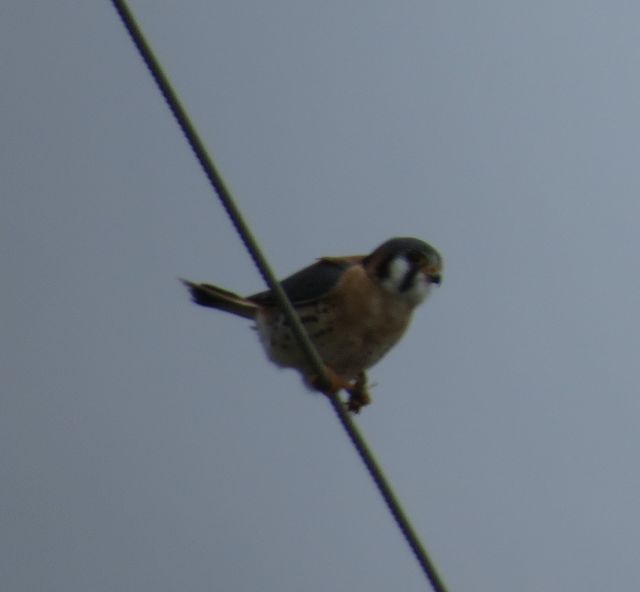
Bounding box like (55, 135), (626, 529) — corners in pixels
(399, 265), (420, 292)
(374, 253), (395, 280)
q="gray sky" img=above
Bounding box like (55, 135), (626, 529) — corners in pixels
(3, 1), (640, 591)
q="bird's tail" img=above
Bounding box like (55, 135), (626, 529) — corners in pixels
(181, 279), (258, 319)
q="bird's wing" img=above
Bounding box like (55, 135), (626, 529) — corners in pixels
(249, 255), (364, 306)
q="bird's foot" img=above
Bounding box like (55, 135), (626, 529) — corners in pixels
(307, 368), (371, 413)
(345, 371), (371, 414)
(306, 365), (352, 396)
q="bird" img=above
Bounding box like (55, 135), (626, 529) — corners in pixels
(182, 237), (442, 412)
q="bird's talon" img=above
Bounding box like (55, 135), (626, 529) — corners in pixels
(307, 366), (350, 396)
(345, 371), (371, 413)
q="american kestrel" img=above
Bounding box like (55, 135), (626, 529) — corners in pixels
(182, 237), (442, 412)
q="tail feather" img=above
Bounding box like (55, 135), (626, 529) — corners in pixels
(181, 279), (257, 319)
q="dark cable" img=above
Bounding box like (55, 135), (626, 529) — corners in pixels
(110, 2), (449, 590)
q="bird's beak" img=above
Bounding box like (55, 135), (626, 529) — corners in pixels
(423, 265), (442, 285)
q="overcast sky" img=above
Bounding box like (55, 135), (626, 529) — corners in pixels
(4, 2), (640, 591)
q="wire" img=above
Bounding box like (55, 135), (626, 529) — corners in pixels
(110, 2), (449, 591)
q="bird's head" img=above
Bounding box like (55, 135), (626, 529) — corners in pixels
(363, 237), (443, 306)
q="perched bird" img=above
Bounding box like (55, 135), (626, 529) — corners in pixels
(182, 237), (442, 412)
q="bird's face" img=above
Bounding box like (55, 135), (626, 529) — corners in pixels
(364, 237), (443, 306)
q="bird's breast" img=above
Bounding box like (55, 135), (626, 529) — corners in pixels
(254, 265), (415, 379)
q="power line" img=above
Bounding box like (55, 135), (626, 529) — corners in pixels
(109, 2), (450, 590)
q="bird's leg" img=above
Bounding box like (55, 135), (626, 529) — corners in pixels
(346, 371), (371, 413)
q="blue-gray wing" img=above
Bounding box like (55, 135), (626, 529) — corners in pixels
(249, 257), (359, 306)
